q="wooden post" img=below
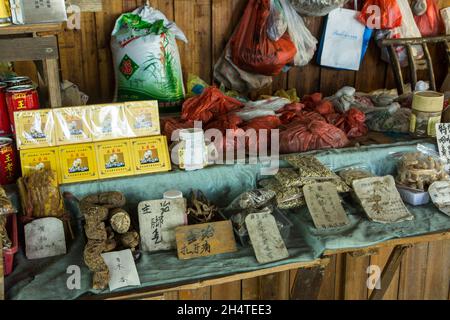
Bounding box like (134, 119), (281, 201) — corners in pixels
(290, 265), (326, 300)
(369, 245), (410, 300)
(43, 59), (62, 108)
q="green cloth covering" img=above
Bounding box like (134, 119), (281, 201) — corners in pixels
(5, 141), (450, 300)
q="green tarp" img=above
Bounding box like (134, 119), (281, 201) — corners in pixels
(5, 141), (450, 300)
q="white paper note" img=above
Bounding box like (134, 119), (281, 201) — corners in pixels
(304, 182), (350, 229)
(25, 217), (66, 260)
(101, 249), (140, 292)
(436, 123), (450, 163)
(245, 212), (289, 264)
(353, 176), (414, 224)
(138, 198), (186, 252)
(429, 181), (450, 217)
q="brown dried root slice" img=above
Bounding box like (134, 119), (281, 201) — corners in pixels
(84, 221), (107, 241)
(0, 214), (12, 249)
(104, 239), (117, 253)
(109, 209), (131, 234)
(120, 231), (140, 250)
(80, 203), (109, 222)
(82, 192), (126, 209)
(84, 241), (107, 272)
(93, 270), (109, 290)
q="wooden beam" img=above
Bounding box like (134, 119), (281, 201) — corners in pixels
(68, 0), (103, 12)
(43, 59), (63, 108)
(0, 23), (63, 36)
(0, 37), (58, 62)
(370, 245), (410, 300)
(290, 265), (326, 300)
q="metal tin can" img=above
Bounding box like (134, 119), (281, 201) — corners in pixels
(4, 76), (33, 88)
(0, 82), (11, 135)
(0, 137), (18, 185)
(5, 85), (39, 132)
(0, 0), (11, 26)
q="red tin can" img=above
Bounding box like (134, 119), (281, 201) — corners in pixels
(4, 76), (32, 88)
(0, 137), (18, 185)
(5, 85), (39, 133)
(0, 82), (11, 135)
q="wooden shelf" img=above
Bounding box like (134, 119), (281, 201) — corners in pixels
(0, 23), (63, 36)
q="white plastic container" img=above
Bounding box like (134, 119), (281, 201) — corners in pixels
(397, 186), (430, 206)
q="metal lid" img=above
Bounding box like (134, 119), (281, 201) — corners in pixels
(6, 85), (34, 93)
(0, 137), (13, 147)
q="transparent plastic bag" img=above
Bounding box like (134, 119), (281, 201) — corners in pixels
(267, 0), (288, 41)
(224, 189), (276, 215)
(259, 178), (306, 209)
(393, 144), (450, 191)
(236, 97), (290, 121)
(290, 0), (349, 16)
(337, 164), (375, 187)
(279, 0), (317, 66)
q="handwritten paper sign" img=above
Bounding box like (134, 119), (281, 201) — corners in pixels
(429, 181), (450, 217)
(25, 218), (66, 260)
(353, 176), (414, 224)
(303, 182), (350, 229)
(436, 123), (450, 163)
(101, 249), (140, 292)
(245, 212), (289, 264)
(175, 221), (237, 260)
(138, 198), (186, 252)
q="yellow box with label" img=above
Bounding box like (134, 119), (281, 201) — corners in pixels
(14, 109), (56, 149)
(54, 106), (92, 145)
(95, 139), (134, 179)
(131, 136), (171, 175)
(59, 143), (98, 184)
(89, 104), (128, 141)
(124, 101), (160, 137)
(20, 147), (61, 182)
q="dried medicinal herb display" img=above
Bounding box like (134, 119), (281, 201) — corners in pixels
(0, 214), (11, 249)
(81, 192), (139, 290)
(274, 168), (303, 187)
(187, 190), (219, 224)
(224, 189), (276, 214)
(0, 186), (15, 216)
(396, 152), (449, 191)
(259, 179), (305, 209)
(339, 168), (374, 187)
(284, 155), (351, 193)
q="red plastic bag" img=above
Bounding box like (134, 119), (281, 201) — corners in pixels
(162, 118), (194, 140)
(280, 119), (350, 153)
(358, 0), (403, 29)
(242, 115), (282, 131)
(414, 0), (443, 37)
(181, 87), (244, 123)
(230, 0), (297, 76)
(326, 108), (368, 139)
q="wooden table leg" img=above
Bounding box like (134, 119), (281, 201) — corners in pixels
(43, 59), (62, 108)
(369, 245), (410, 300)
(290, 265), (326, 300)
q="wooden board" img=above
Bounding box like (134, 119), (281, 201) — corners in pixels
(0, 37), (58, 61)
(0, 23), (63, 35)
(175, 221), (237, 260)
(69, 0), (103, 12)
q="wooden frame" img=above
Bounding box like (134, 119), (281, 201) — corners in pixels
(0, 23), (63, 108)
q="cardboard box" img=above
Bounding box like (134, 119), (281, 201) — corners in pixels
(20, 147), (61, 182)
(95, 139), (134, 179)
(59, 143), (98, 184)
(54, 107), (92, 145)
(131, 136), (171, 175)
(89, 104), (128, 141)
(124, 101), (160, 137)
(14, 109), (56, 150)
(10, 0), (67, 24)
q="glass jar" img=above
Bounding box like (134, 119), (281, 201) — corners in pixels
(410, 91), (444, 138)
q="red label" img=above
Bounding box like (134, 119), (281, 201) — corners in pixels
(5, 88), (39, 133)
(0, 141), (18, 185)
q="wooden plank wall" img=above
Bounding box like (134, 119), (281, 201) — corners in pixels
(11, 0), (450, 300)
(35, 0), (448, 105)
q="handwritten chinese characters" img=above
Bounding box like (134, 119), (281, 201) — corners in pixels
(175, 221), (237, 260)
(303, 182), (350, 230)
(245, 212), (289, 264)
(138, 198), (186, 252)
(353, 176), (414, 224)
(429, 181), (450, 217)
(436, 123), (450, 163)
(25, 218), (66, 260)
(101, 249), (140, 291)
